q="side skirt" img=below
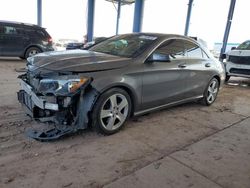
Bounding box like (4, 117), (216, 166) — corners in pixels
(134, 95), (203, 116)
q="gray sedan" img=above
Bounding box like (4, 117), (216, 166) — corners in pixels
(17, 33), (225, 140)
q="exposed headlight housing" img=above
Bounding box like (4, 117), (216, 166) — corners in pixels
(38, 77), (89, 95)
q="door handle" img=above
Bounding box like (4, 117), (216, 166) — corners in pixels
(205, 63), (211, 67)
(178, 63), (186, 68)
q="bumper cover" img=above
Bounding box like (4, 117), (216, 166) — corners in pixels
(17, 78), (97, 141)
(226, 61), (250, 78)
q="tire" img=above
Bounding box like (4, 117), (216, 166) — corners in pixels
(91, 88), (132, 135)
(201, 78), (219, 106)
(25, 47), (41, 59)
(225, 74), (230, 82)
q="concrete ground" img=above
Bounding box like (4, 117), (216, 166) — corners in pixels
(0, 58), (250, 188)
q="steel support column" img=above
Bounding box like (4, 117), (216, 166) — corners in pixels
(116, 0), (122, 35)
(220, 0), (236, 61)
(87, 0), (95, 42)
(133, 0), (144, 32)
(37, 0), (42, 26)
(184, 0), (193, 36)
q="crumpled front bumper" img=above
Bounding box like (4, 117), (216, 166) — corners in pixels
(17, 80), (59, 115)
(17, 78), (98, 141)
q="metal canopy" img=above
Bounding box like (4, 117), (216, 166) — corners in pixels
(105, 0), (135, 5)
(36, 0), (238, 54)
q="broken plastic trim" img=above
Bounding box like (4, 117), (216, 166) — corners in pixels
(26, 78), (99, 141)
(26, 127), (76, 141)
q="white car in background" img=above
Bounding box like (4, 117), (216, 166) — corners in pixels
(225, 40), (250, 81)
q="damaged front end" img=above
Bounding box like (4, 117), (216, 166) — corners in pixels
(17, 72), (98, 141)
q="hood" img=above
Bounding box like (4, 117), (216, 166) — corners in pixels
(28, 50), (130, 73)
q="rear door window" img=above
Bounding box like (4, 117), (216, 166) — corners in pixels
(3, 26), (19, 35)
(184, 40), (203, 59)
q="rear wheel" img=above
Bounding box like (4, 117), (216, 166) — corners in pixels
(25, 47), (41, 59)
(91, 88), (131, 135)
(201, 78), (219, 106)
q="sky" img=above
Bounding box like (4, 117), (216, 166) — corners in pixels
(0, 0), (250, 49)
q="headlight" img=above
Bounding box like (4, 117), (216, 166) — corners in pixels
(38, 77), (89, 95)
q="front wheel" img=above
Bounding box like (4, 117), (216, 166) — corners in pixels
(201, 78), (219, 106)
(91, 88), (131, 135)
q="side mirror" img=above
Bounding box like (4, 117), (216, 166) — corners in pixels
(147, 53), (171, 63)
(231, 47), (236, 50)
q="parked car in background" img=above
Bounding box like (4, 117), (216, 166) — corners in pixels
(66, 42), (84, 50)
(83, 37), (107, 49)
(225, 40), (250, 81)
(17, 33), (225, 141)
(0, 20), (54, 59)
(54, 39), (78, 51)
(66, 37), (107, 50)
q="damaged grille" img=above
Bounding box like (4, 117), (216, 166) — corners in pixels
(228, 55), (250, 65)
(27, 71), (40, 89)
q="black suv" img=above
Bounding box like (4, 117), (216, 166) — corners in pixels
(0, 21), (54, 59)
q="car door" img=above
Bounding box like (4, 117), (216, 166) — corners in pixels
(1, 24), (25, 56)
(182, 40), (213, 98)
(142, 39), (192, 110)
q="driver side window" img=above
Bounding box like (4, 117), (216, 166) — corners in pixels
(150, 39), (186, 62)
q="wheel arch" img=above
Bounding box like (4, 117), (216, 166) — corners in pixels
(213, 75), (221, 86)
(98, 83), (138, 116)
(23, 45), (43, 58)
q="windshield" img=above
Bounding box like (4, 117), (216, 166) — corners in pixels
(236, 40), (250, 50)
(89, 34), (158, 58)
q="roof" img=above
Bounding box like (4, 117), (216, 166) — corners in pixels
(0, 20), (42, 28)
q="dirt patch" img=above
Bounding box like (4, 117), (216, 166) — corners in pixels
(0, 58), (249, 188)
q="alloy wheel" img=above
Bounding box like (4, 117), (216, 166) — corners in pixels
(207, 79), (218, 104)
(100, 93), (129, 131)
(28, 49), (39, 57)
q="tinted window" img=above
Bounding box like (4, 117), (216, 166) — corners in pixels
(89, 34), (157, 58)
(153, 39), (186, 61)
(25, 28), (46, 38)
(0, 25), (4, 34)
(236, 41), (250, 50)
(3, 26), (20, 35)
(184, 41), (203, 59)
